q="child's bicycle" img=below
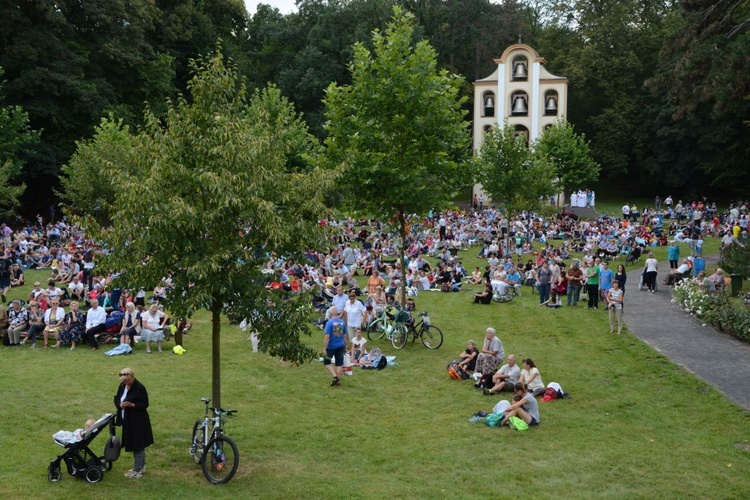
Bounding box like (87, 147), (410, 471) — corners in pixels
(189, 397), (239, 484)
(391, 311), (443, 350)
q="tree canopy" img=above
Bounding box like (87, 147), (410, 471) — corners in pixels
(323, 7), (471, 303)
(66, 49), (334, 407)
(0, 68), (38, 215)
(475, 123), (556, 215)
(533, 119), (599, 196)
(1, 0), (748, 218)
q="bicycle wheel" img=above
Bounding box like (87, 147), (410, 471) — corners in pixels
(202, 436), (239, 484)
(420, 325), (444, 349)
(366, 318), (386, 341)
(190, 420), (205, 464)
(391, 323), (408, 349)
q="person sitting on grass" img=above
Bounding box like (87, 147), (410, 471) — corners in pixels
(468, 266), (483, 285)
(457, 340), (479, 373)
(518, 358), (545, 397)
(68, 275), (85, 301)
(10, 263), (24, 287)
(539, 289), (562, 308)
(473, 282), (492, 304)
(499, 382), (540, 428)
(350, 328), (367, 364)
(358, 346), (383, 368)
(483, 354), (520, 395)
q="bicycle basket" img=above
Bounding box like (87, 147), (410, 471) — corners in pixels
(422, 314), (430, 326)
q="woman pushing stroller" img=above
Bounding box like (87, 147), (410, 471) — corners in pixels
(114, 367), (154, 479)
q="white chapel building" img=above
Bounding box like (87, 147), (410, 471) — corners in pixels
(472, 42), (568, 205)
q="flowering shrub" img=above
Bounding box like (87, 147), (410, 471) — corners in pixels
(673, 279), (712, 317)
(673, 279), (750, 343)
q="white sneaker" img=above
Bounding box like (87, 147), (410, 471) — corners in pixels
(125, 467), (145, 478)
(472, 372), (482, 381)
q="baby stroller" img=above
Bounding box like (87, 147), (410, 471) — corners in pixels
(48, 413), (120, 483)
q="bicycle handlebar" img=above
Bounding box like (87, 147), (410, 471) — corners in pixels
(210, 408), (238, 416)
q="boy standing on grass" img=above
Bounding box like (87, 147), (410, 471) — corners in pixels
(323, 307), (349, 387)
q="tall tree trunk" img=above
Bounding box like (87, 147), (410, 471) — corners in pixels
(174, 324), (183, 347)
(398, 208), (407, 309)
(211, 296), (221, 411)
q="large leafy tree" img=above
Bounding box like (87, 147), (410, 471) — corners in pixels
(533, 119), (599, 196)
(0, 0), (253, 217)
(59, 117), (134, 225)
(404, 0), (521, 81)
(644, 0), (750, 195)
(522, 0), (677, 183)
(721, 242), (750, 279)
(68, 49), (334, 407)
(475, 123), (555, 215)
(324, 7), (471, 306)
(0, 68), (38, 215)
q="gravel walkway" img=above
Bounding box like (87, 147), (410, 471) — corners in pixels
(624, 254), (750, 411)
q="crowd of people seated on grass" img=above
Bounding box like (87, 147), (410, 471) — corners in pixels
(271, 195), (748, 301)
(0, 220), (181, 350)
(1, 196), (747, 349)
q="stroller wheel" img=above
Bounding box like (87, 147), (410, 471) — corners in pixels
(101, 458), (113, 471)
(48, 466), (62, 482)
(84, 466), (103, 483)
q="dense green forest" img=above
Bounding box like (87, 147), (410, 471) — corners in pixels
(0, 0), (747, 217)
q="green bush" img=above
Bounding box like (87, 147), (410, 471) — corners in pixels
(674, 279), (750, 343)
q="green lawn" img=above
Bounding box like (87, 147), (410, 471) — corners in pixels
(2, 242), (749, 498)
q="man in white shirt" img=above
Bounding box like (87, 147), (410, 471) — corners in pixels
(68, 276), (85, 300)
(621, 204), (630, 219)
(664, 259), (691, 286)
(44, 281), (65, 301)
(28, 281), (45, 303)
(331, 287), (348, 316)
(484, 354), (521, 395)
(85, 298), (108, 350)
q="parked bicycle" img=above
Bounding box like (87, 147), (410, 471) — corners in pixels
(190, 397), (239, 484)
(365, 309), (408, 342)
(390, 311), (443, 350)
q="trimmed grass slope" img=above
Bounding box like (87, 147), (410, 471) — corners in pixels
(1, 251), (749, 498)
